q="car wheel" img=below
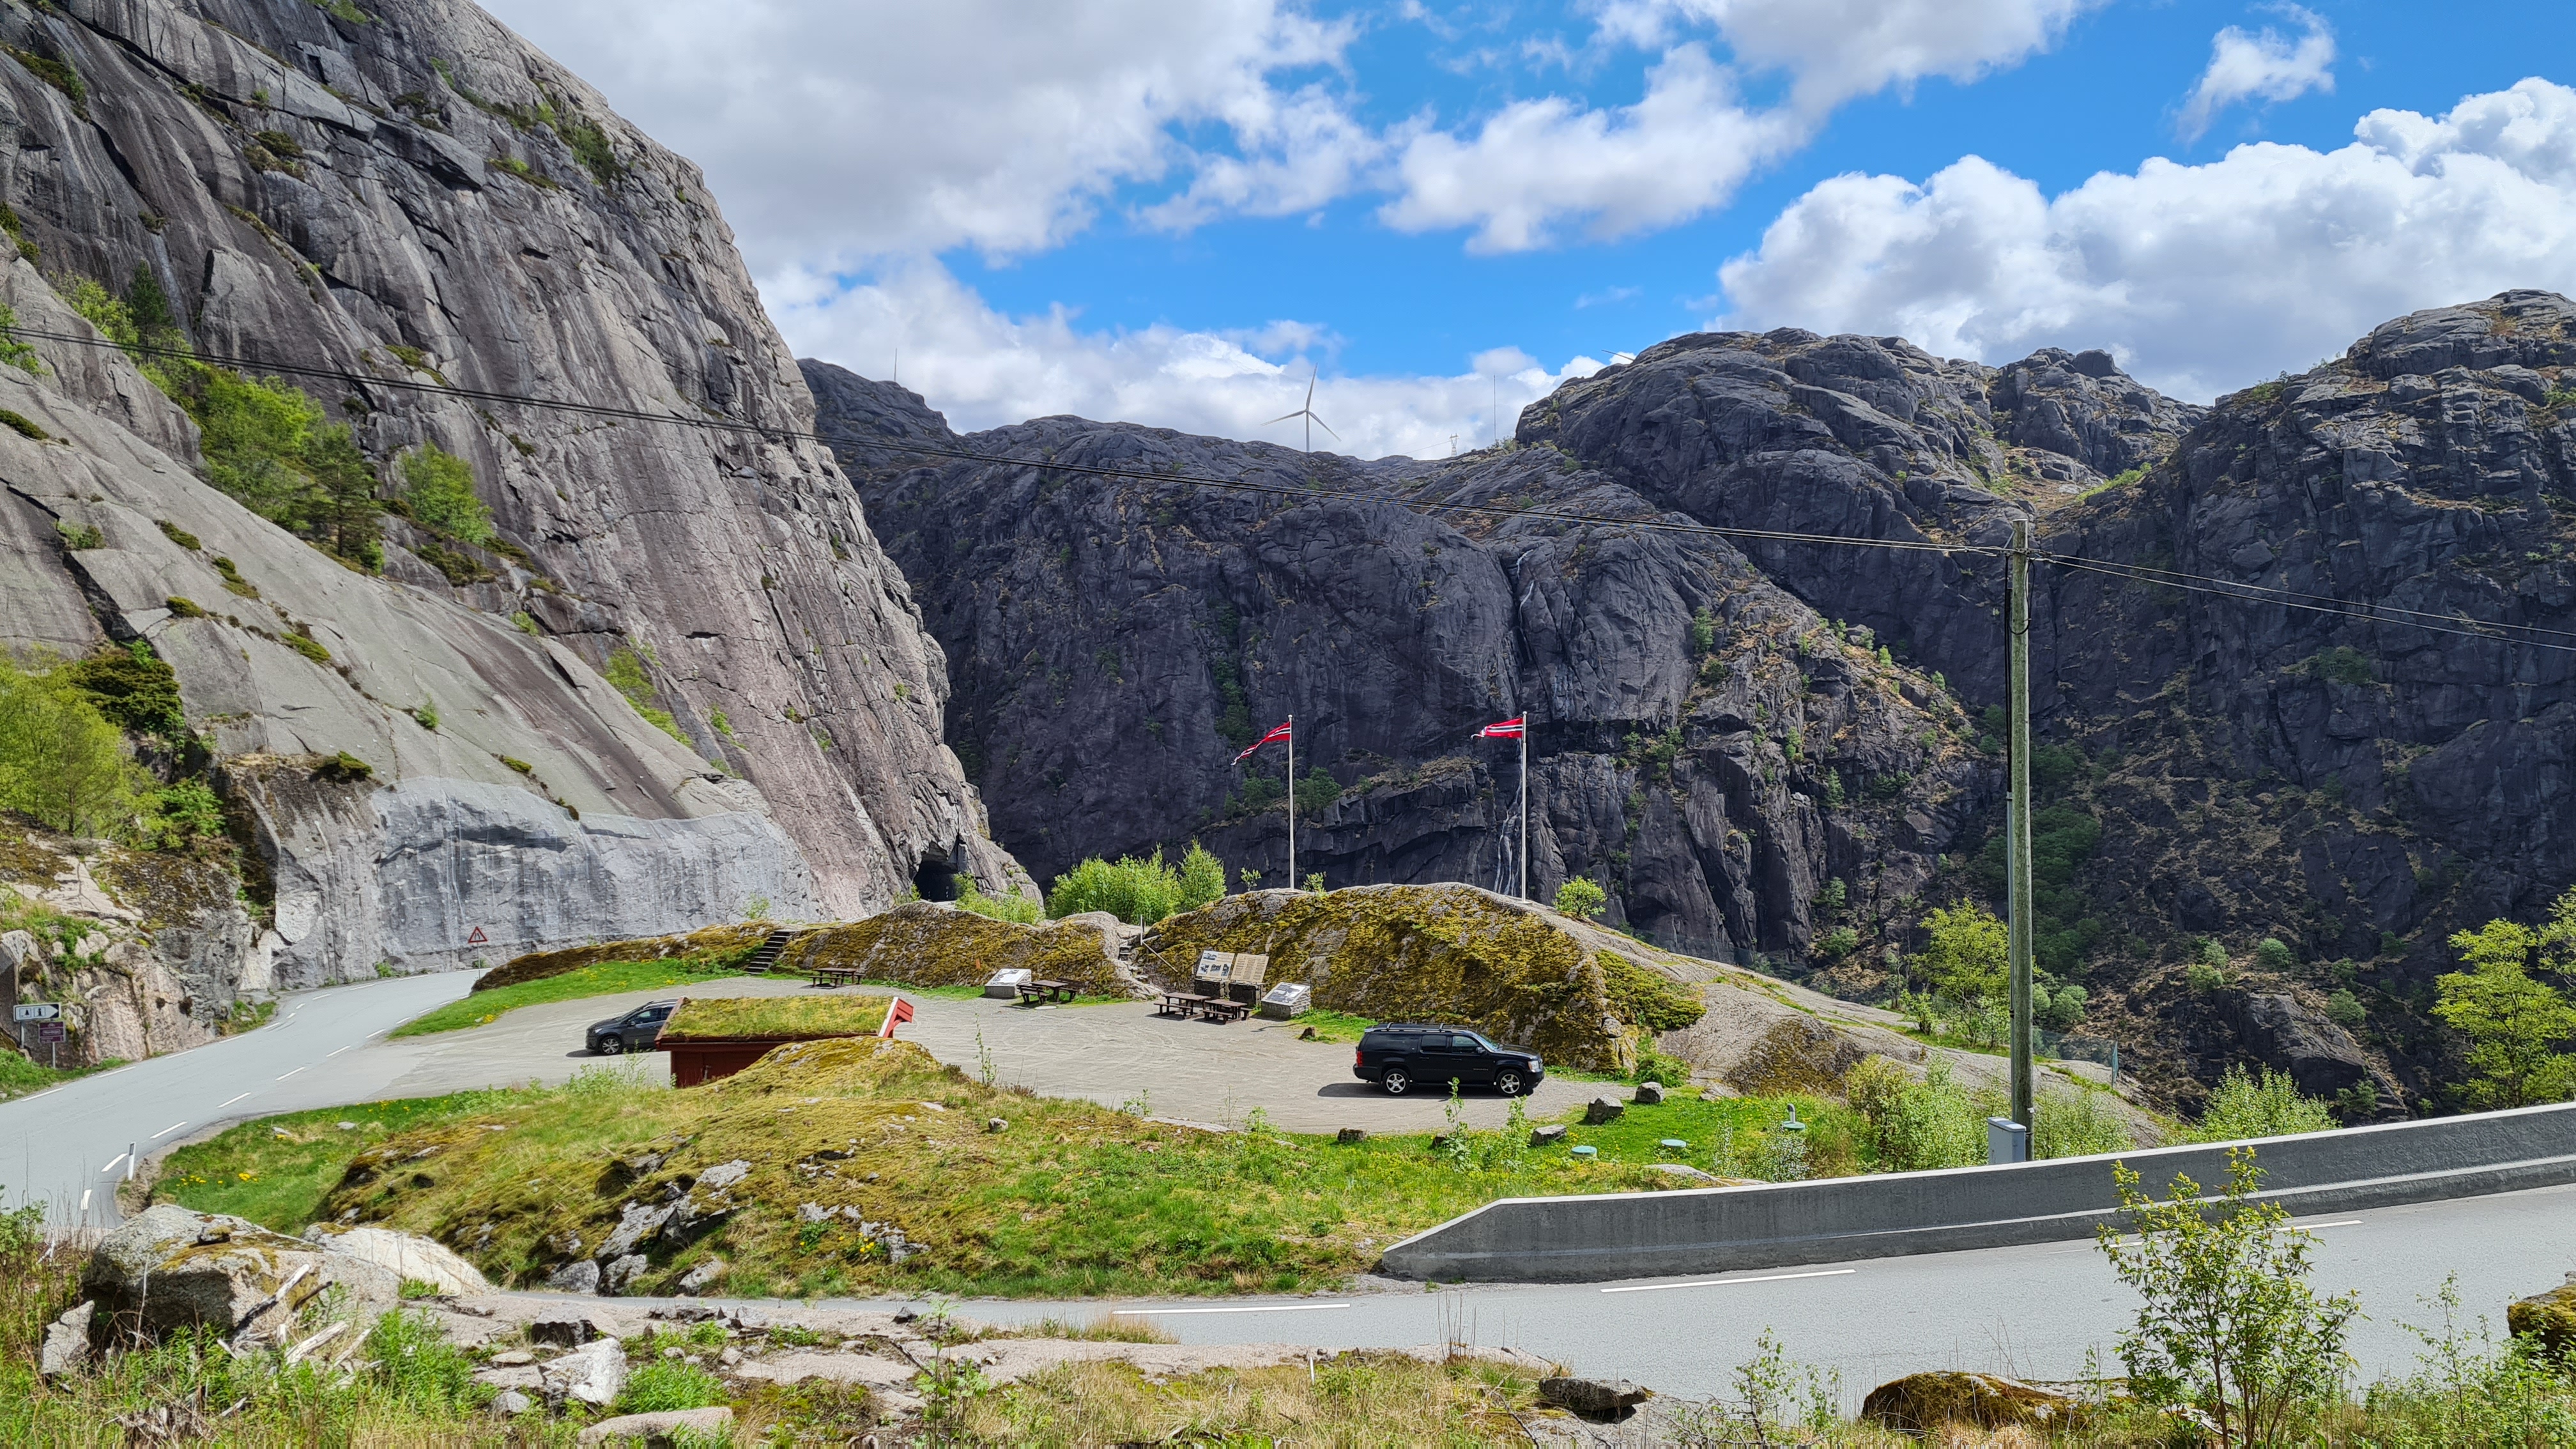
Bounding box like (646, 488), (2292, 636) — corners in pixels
(1381, 1067), (1413, 1096)
(599, 1035), (622, 1055)
(1496, 1068), (1527, 1096)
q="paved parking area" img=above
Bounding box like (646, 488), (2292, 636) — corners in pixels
(329, 980), (1602, 1135)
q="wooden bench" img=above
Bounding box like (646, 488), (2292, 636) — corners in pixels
(811, 966), (868, 989)
(1015, 978), (1077, 1005)
(1158, 990), (1248, 1023)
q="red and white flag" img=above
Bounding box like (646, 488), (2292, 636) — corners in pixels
(878, 996), (914, 1039)
(1235, 719), (1292, 762)
(1475, 716), (1526, 740)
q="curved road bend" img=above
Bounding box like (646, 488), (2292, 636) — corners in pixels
(0, 970), (475, 1227)
(859, 1180), (2576, 1403)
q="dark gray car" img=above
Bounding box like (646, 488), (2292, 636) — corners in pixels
(586, 1000), (675, 1055)
(1352, 1023), (1544, 1096)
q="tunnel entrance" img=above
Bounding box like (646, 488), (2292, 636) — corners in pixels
(912, 854), (958, 903)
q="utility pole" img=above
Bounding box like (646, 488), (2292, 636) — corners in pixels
(1285, 713), (1296, 890)
(1519, 723), (1529, 901)
(2007, 519), (2035, 1131)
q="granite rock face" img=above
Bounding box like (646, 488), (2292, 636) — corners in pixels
(821, 299), (2576, 1101)
(0, 0), (1018, 1018)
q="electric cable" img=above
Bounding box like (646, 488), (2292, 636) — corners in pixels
(22, 321), (2574, 653)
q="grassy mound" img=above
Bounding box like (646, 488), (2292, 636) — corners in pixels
(775, 902), (1130, 997)
(392, 956), (753, 1037)
(187, 1038), (1715, 1299)
(658, 993), (891, 1041)
(1140, 885), (1705, 1072)
(471, 921), (774, 992)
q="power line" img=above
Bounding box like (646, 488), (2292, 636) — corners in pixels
(26, 321), (2573, 654)
(2041, 554), (2576, 656)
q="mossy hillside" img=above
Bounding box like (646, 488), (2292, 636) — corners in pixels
(657, 993), (892, 1041)
(471, 921), (773, 992)
(300, 1038), (1698, 1299)
(774, 902), (1131, 997)
(1140, 885), (1706, 1072)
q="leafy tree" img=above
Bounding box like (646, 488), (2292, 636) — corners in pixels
(1552, 877), (1606, 921)
(1915, 901), (2007, 1002)
(2435, 901), (2576, 1108)
(2098, 1147), (2360, 1446)
(1048, 849), (1197, 924)
(2191, 1066), (2340, 1142)
(401, 443), (493, 544)
(1292, 767), (1340, 821)
(304, 423), (383, 569)
(1844, 1055), (1984, 1172)
(0, 656), (138, 835)
(55, 640), (183, 737)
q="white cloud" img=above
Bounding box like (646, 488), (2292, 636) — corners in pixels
(2177, 5), (2336, 142)
(1585, 0), (2100, 111)
(1713, 79), (2576, 401)
(479, 0), (1354, 267)
(770, 261), (1594, 461)
(1380, 0), (2097, 252)
(1382, 45), (1800, 251)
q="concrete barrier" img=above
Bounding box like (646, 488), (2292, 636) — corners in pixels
(1377, 1101), (2576, 1283)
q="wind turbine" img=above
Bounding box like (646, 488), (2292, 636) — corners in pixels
(1268, 368), (1338, 453)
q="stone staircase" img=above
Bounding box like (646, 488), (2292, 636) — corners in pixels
(738, 929), (797, 975)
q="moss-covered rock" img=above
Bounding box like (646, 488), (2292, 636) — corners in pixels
(1860, 1371), (2093, 1434)
(1137, 884), (1708, 1073)
(774, 902), (1131, 997)
(473, 922), (774, 992)
(2508, 1273), (2576, 1358)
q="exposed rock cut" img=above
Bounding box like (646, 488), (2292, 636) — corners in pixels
(772, 901), (1135, 997)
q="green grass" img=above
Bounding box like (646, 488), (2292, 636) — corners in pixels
(659, 993), (892, 1041)
(387, 957), (751, 1037)
(0, 1053), (116, 1104)
(157, 1090), (528, 1229)
(1289, 1008), (1374, 1042)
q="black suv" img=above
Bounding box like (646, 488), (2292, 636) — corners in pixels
(586, 1000), (676, 1055)
(1353, 1024), (1544, 1096)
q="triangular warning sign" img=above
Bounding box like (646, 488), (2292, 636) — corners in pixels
(466, 926), (487, 945)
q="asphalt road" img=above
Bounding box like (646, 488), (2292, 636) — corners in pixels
(896, 1180), (2576, 1404)
(0, 970), (476, 1227)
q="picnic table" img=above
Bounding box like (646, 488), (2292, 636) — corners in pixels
(811, 966), (868, 989)
(1157, 990), (1248, 1023)
(1015, 978), (1077, 1005)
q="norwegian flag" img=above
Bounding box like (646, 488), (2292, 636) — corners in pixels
(878, 996), (914, 1039)
(1475, 716), (1526, 740)
(1235, 719), (1292, 762)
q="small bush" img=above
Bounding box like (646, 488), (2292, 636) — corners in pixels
(1844, 1055), (1985, 1172)
(2192, 1066), (2339, 1142)
(57, 641), (184, 736)
(2311, 645), (2377, 686)
(956, 882), (1042, 924)
(0, 408), (47, 438)
(141, 778), (225, 850)
(2186, 961), (2227, 993)
(1553, 877), (1607, 921)
(1047, 843), (1225, 924)
(54, 518), (102, 549)
(2325, 988), (2365, 1028)
(155, 518), (201, 549)
(2255, 937), (2296, 972)
(165, 595), (205, 618)
(399, 444), (493, 544)
(283, 631), (332, 665)
(1816, 925), (1859, 962)
(2034, 1087), (2132, 1158)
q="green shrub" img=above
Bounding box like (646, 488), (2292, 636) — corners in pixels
(57, 640), (184, 736)
(399, 445), (492, 544)
(1048, 847), (1206, 924)
(1844, 1055), (1984, 1172)
(2034, 1086), (2132, 1158)
(282, 631), (332, 665)
(2255, 937), (2296, 972)
(141, 777), (224, 849)
(363, 1309), (487, 1416)
(1294, 767), (1342, 820)
(2324, 989), (2365, 1029)
(1552, 877), (1607, 921)
(155, 519), (200, 550)
(1817, 926), (1859, 962)
(0, 656), (139, 834)
(54, 518), (101, 549)
(4, 45), (86, 112)
(0, 303), (41, 374)
(956, 882), (1042, 924)
(2192, 1066), (2339, 1142)
(2038, 980), (2089, 1028)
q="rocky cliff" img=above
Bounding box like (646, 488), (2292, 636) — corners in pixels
(818, 302), (2576, 1108)
(0, 0), (1014, 1039)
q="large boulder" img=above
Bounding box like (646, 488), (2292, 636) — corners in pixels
(302, 1224), (490, 1295)
(2508, 1272), (2576, 1359)
(776, 903), (1133, 997)
(87, 1205), (400, 1345)
(541, 1337), (628, 1409)
(1861, 1372), (2091, 1434)
(578, 1407), (734, 1446)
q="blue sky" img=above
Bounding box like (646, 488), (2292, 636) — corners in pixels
(489, 1), (2576, 456)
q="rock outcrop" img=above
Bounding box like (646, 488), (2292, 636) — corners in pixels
(0, 0), (1018, 1024)
(86, 1204), (401, 1346)
(820, 295), (2576, 1103)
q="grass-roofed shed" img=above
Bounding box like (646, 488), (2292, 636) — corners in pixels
(659, 993), (893, 1085)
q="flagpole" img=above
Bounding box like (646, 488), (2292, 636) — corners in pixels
(1519, 723), (1529, 901)
(1285, 713), (1296, 891)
